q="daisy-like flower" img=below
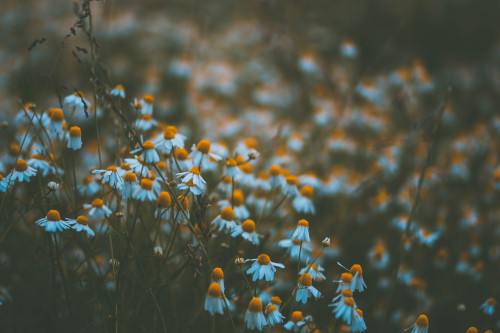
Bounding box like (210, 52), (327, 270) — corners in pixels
(231, 219), (260, 245)
(140, 94), (155, 115)
(155, 125), (186, 154)
(335, 273), (353, 293)
(283, 311), (306, 332)
(296, 272), (321, 304)
(211, 206), (237, 233)
(299, 262), (326, 282)
(285, 175), (299, 196)
(265, 303), (285, 326)
(211, 267), (225, 293)
(293, 185), (315, 214)
(350, 264), (367, 292)
(279, 238), (312, 261)
(27, 154), (54, 177)
(269, 296), (282, 310)
(269, 165), (283, 188)
(9, 159), (37, 183)
(335, 297), (356, 325)
(352, 309), (367, 332)
(133, 179), (157, 202)
(224, 189), (250, 219)
(224, 158), (239, 178)
(122, 172), (137, 199)
(35, 210), (73, 232)
(330, 288), (353, 311)
(480, 297), (496, 315)
(245, 254), (284, 282)
(92, 165), (124, 190)
(68, 216), (95, 237)
(64, 91), (90, 112)
(132, 141), (159, 164)
(48, 108), (64, 135)
(135, 114), (158, 131)
(190, 139), (222, 170)
(204, 282), (225, 316)
(67, 126), (82, 150)
(173, 147), (192, 170)
(245, 297), (266, 331)
(411, 314), (429, 333)
(117, 162), (132, 177)
(157, 191), (171, 213)
(84, 198), (112, 218)
(177, 166), (206, 194)
(292, 219), (310, 243)
(78, 175), (100, 196)
(237, 162), (255, 186)
(124, 156), (150, 177)
(110, 84), (125, 98)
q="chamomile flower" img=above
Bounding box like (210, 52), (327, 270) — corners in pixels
(204, 282), (225, 316)
(92, 165), (124, 190)
(335, 273), (353, 293)
(296, 273), (321, 304)
(64, 91), (90, 112)
(245, 297), (266, 331)
(293, 185), (315, 214)
(122, 172), (137, 199)
(67, 126), (82, 150)
(155, 125), (186, 154)
(84, 198), (112, 218)
(352, 309), (367, 332)
(236, 162), (255, 185)
(157, 191), (172, 218)
(211, 268), (226, 294)
(27, 154), (54, 177)
(292, 219), (310, 243)
(415, 227), (440, 246)
(35, 210), (73, 232)
(245, 254), (284, 282)
(231, 219), (260, 245)
(224, 158), (239, 178)
(285, 175), (299, 196)
(284, 311), (306, 332)
(133, 179), (157, 202)
(220, 189), (249, 220)
(350, 264), (367, 292)
(211, 207), (237, 233)
(265, 304), (285, 326)
(480, 297), (496, 315)
(278, 238), (312, 261)
(48, 108), (64, 135)
(78, 175), (100, 196)
(269, 165), (283, 188)
(190, 139), (222, 170)
(9, 159), (37, 183)
(335, 297), (356, 325)
(132, 141), (159, 164)
(299, 263), (326, 282)
(411, 314), (429, 333)
(125, 156), (150, 177)
(330, 288), (353, 311)
(177, 166), (206, 194)
(173, 148), (192, 170)
(135, 114), (158, 131)
(69, 216), (95, 237)
(117, 162), (132, 177)
(140, 94), (155, 115)
(110, 84), (125, 98)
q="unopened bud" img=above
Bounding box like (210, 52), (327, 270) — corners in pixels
(47, 181), (60, 191)
(234, 257), (244, 265)
(322, 237), (331, 247)
(154, 245), (163, 257)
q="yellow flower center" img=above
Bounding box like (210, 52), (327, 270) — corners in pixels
(220, 207), (235, 221)
(176, 196), (189, 211)
(140, 179), (153, 191)
(226, 159), (237, 167)
(350, 264), (362, 277)
(158, 192), (171, 208)
(69, 126), (81, 137)
(341, 289), (353, 298)
(163, 129), (176, 140)
(416, 315), (429, 328)
(297, 219), (309, 228)
(257, 254), (270, 265)
(196, 140), (211, 154)
(143, 94), (154, 104)
(340, 273), (353, 283)
(49, 108), (64, 122)
(247, 297), (262, 313)
(14, 159), (28, 172)
(175, 148), (188, 160)
(269, 165), (281, 176)
(229, 190), (244, 206)
(239, 162), (253, 174)
(143, 141), (155, 150)
(46, 210), (61, 221)
(91, 198), (104, 208)
(291, 311), (304, 323)
(107, 165), (117, 172)
(286, 176), (297, 185)
(299, 273), (312, 286)
(189, 166), (201, 175)
(241, 220), (255, 233)
(270, 296), (282, 306)
(123, 172), (137, 182)
(76, 216), (89, 225)
(300, 185), (314, 198)
(265, 304), (277, 314)
(212, 267), (224, 280)
(343, 298), (355, 308)
(207, 282), (222, 298)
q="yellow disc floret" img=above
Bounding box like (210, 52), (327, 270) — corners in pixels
(14, 159), (28, 172)
(257, 254), (271, 265)
(212, 267), (224, 280)
(69, 126), (81, 137)
(247, 297), (263, 312)
(415, 314), (429, 328)
(46, 210), (61, 221)
(241, 219), (256, 233)
(299, 273), (312, 286)
(76, 216), (89, 225)
(207, 282), (222, 298)
(140, 179), (153, 191)
(158, 192), (171, 208)
(220, 207), (235, 221)
(196, 140), (211, 154)
(297, 219), (309, 227)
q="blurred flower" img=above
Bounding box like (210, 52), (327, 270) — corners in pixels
(35, 210), (73, 232)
